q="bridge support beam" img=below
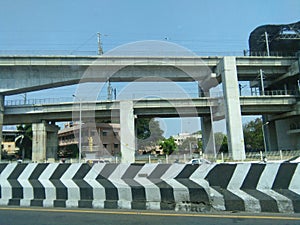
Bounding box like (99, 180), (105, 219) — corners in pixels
(120, 101), (136, 163)
(0, 95), (4, 161)
(32, 121), (59, 162)
(219, 57), (246, 160)
(264, 119), (278, 151)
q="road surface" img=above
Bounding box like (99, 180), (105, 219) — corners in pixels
(0, 207), (299, 225)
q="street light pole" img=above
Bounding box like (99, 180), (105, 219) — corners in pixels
(79, 100), (82, 163)
(262, 121), (269, 153)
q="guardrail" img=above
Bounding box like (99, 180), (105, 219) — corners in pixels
(247, 50), (299, 57)
(4, 90), (299, 106)
(4, 97), (74, 106)
(134, 150), (300, 164)
(0, 50), (298, 57)
(250, 90), (300, 96)
(0, 50), (97, 55)
(216, 149), (300, 162)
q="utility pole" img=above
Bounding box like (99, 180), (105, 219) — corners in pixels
(23, 93), (27, 104)
(97, 32), (103, 55)
(72, 94), (82, 163)
(107, 81), (112, 100)
(262, 121), (269, 153)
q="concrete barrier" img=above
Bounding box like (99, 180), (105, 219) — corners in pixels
(205, 163), (300, 213)
(0, 162), (299, 213)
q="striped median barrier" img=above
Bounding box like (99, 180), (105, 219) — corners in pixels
(0, 162), (299, 213)
(204, 163), (300, 213)
(0, 163), (211, 211)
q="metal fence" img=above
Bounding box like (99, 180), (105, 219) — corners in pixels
(1, 149), (299, 164)
(250, 90), (300, 96)
(0, 50), (97, 56)
(135, 149), (300, 164)
(248, 51), (299, 57)
(4, 97), (74, 106)
(4, 89), (299, 106)
(0, 50), (298, 57)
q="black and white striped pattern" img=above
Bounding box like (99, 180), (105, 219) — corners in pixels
(204, 163), (300, 213)
(0, 162), (299, 213)
(0, 163), (211, 211)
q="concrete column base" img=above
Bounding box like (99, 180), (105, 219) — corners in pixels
(32, 121), (59, 162)
(218, 57), (245, 160)
(201, 117), (215, 156)
(120, 101), (135, 163)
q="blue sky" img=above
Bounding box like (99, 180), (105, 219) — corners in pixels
(1, 0), (299, 54)
(1, 0), (299, 136)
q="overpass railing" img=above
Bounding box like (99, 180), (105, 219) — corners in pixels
(250, 90), (300, 96)
(247, 50), (299, 57)
(0, 50), (298, 57)
(4, 97), (74, 106)
(4, 90), (299, 106)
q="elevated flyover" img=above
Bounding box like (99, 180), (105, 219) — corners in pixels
(3, 96), (299, 125)
(0, 55), (297, 94)
(0, 55), (299, 162)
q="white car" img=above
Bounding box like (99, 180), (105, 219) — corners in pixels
(186, 158), (211, 165)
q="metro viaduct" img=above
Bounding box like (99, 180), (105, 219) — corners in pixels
(0, 55), (299, 162)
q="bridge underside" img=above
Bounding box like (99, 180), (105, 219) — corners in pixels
(0, 56), (299, 162)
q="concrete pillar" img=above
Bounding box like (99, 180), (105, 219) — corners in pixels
(32, 122), (47, 162)
(201, 117), (215, 155)
(120, 101), (135, 163)
(46, 122), (59, 161)
(32, 121), (59, 162)
(265, 120), (278, 151)
(219, 57), (245, 160)
(0, 95), (4, 161)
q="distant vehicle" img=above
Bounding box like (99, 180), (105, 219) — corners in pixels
(186, 158), (211, 165)
(87, 159), (111, 164)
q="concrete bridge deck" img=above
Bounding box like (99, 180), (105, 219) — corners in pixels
(1, 55), (299, 161)
(0, 55), (298, 94)
(3, 96), (299, 125)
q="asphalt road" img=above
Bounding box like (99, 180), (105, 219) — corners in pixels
(0, 207), (299, 225)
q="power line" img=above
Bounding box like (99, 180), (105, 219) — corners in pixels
(70, 33), (96, 54)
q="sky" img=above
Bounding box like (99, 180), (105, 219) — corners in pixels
(1, 0), (299, 54)
(1, 0), (299, 136)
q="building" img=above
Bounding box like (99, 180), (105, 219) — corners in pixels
(249, 21), (300, 56)
(173, 132), (202, 146)
(173, 132), (202, 155)
(1, 130), (20, 156)
(58, 122), (120, 159)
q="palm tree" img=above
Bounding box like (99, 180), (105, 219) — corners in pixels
(15, 124), (32, 160)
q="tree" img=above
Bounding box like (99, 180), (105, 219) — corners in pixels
(137, 118), (164, 151)
(243, 118), (264, 152)
(214, 132), (228, 153)
(159, 136), (177, 155)
(15, 124), (32, 159)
